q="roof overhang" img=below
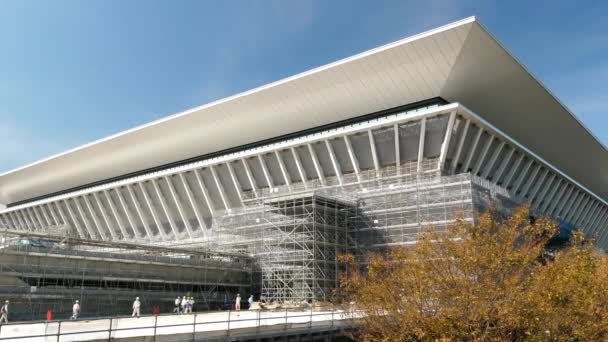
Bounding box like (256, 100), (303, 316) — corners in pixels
(0, 16), (606, 205)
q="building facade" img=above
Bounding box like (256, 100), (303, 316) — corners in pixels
(0, 17), (606, 303)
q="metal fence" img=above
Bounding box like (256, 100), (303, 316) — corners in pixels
(0, 305), (360, 341)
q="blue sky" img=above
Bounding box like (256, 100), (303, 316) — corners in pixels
(0, 0), (606, 173)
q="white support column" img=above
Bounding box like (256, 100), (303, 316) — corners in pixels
(114, 188), (140, 238)
(519, 164), (541, 201)
(563, 190), (581, 222)
(165, 176), (195, 238)
(344, 135), (361, 184)
(532, 174), (555, 211)
(473, 135), (494, 176)
(226, 162), (245, 204)
(494, 148), (515, 184)
(33, 206), (49, 228)
(210, 165), (230, 211)
(62, 199), (88, 239)
(27, 207), (43, 231)
(50, 202), (66, 228)
(592, 206), (608, 236)
(528, 169), (548, 203)
(73, 197), (99, 239)
(416, 119), (426, 173)
(587, 205), (604, 236)
(16, 210), (30, 231)
(126, 184), (155, 240)
(176, 173), (205, 236)
(12, 212), (24, 229)
(482, 141), (504, 179)
(547, 183), (568, 217)
(540, 179), (562, 215)
(152, 179), (181, 238)
(8, 212), (20, 229)
(90, 193), (116, 239)
(570, 196), (589, 226)
(257, 155), (275, 192)
(291, 147), (308, 189)
(589, 207), (607, 237)
(325, 140), (343, 185)
(46, 203), (60, 225)
(193, 169), (216, 216)
(82, 195), (109, 240)
(241, 158), (259, 197)
(451, 119), (470, 174)
(580, 201), (599, 232)
(438, 111), (457, 171)
(572, 197), (591, 227)
(511, 159), (534, 195)
(593, 209), (608, 242)
(308, 144), (326, 185)
(38, 205), (52, 226)
(503, 154), (525, 189)
(138, 182), (167, 240)
(274, 151), (292, 190)
(579, 200), (597, 228)
(462, 126), (482, 173)
(596, 214), (608, 246)
(555, 186), (574, 218)
(101, 190), (130, 239)
(394, 124), (401, 174)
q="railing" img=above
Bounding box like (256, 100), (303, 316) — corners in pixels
(0, 305), (360, 342)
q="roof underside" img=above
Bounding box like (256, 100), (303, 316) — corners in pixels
(0, 17), (606, 205)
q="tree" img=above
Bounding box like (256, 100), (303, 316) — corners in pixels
(338, 207), (608, 341)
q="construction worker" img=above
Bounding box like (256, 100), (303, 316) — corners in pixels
(173, 296), (181, 314)
(181, 295), (188, 314)
(0, 300), (8, 324)
(248, 295), (254, 309)
(132, 297), (141, 318)
(235, 293), (241, 312)
(71, 300), (81, 320)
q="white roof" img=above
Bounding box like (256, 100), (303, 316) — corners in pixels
(0, 17), (606, 205)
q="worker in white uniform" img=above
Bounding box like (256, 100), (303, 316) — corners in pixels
(71, 300), (81, 320)
(173, 296), (181, 314)
(0, 300), (8, 324)
(248, 295), (254, 309)
(235, 293), (241, 312)
(132, 297), (141, 318)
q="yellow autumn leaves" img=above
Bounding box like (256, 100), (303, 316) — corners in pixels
(338, 207), (608, 341)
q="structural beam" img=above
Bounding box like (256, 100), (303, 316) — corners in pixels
(503, 154), (525, 189)
(46, 203), (60, 226)
(241, 158), (259, 197)
(257, 155), (275, 192)
(73, 197), (100, 240)
(126, 185), (155, 240)
(473, 135), (494, 176)
(482, 141), (504, 179)
(462, 126), (482, 173)
(344, 135), (361, 183)
(451, 119), (470, 174)
(138, 182), (168, 240)
(152, 178), (180, 238)
(62, 200), (87, 239)
(274, 150), (292, 190)
(210, 165), (230, 211)
(82, 195), (109, 240)
(519, 164), (541, 201)
(438, 111), (456, 171)
(394, 123), (401, 174)
(416, 119), (426, 173)
(102, 190), (130, 239)
(165, 175), (195, 238)
(325, 140), (343, 185)
(226, 162), (245, 204)
(308, 143), (326, 185)
(511, 159), (533, 195)
(291, 147), (308, 189)
(494, 148), (515, 184)
(176, 173), (204, 236)
(194, 169), (216, 216)
(114, 188), (141, 238)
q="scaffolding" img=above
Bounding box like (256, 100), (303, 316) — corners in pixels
(0, 230), (252, 320)
(200, 159), (507, 304)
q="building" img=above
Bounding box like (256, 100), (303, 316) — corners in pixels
(0, 17), (606, 305)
